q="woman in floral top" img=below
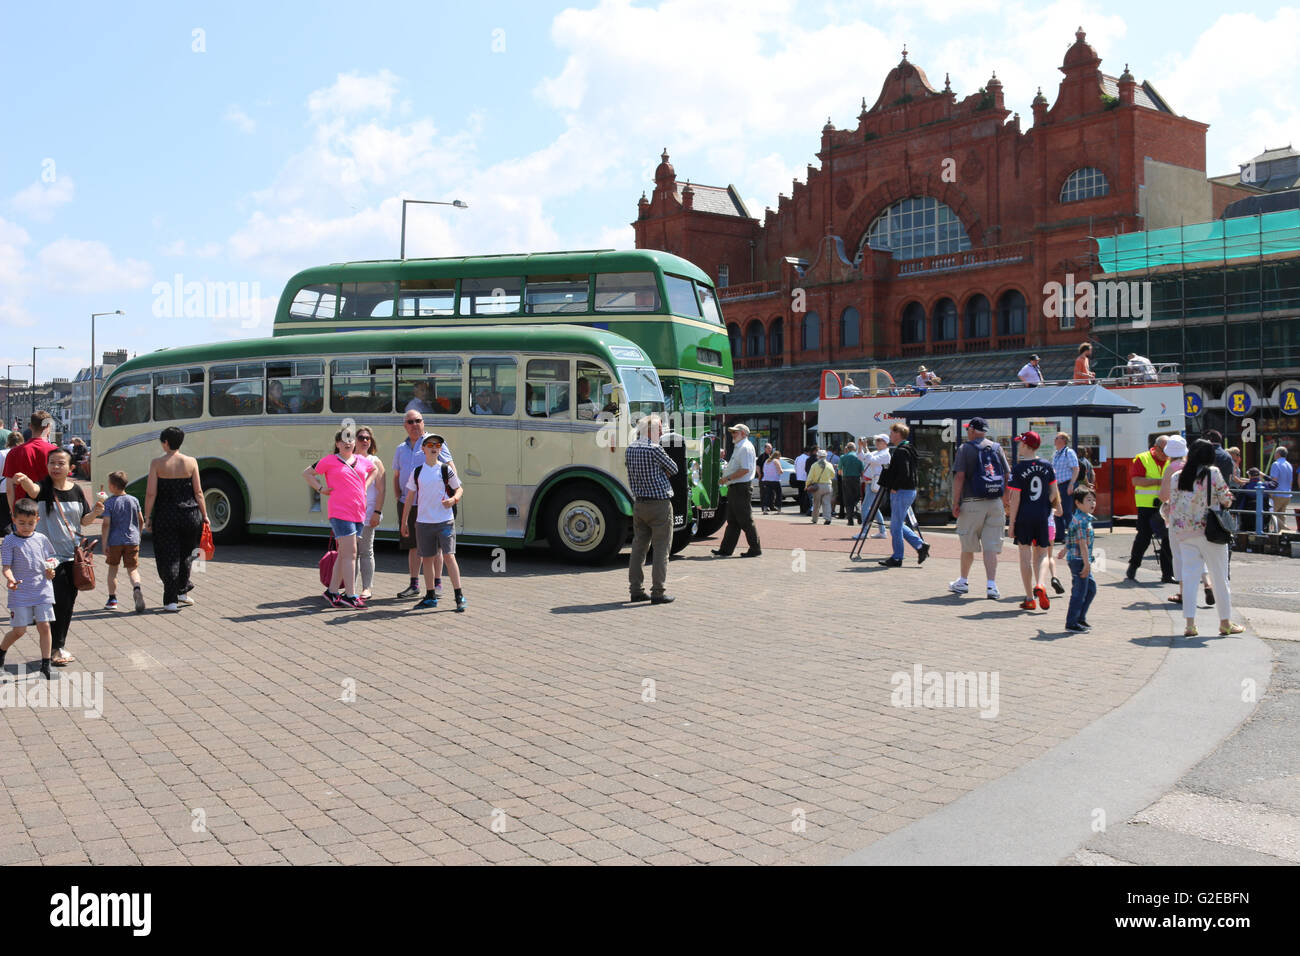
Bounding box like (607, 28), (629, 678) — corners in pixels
(1168, 439), (1243, 637)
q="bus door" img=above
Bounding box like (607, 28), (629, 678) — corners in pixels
(464, 356), (521, 538)
(521, 359), (574, 493)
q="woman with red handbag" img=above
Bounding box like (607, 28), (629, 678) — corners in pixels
(143, 427), (210, 612)
(11, 447), (104, 666)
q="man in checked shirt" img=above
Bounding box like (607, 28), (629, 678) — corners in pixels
(625, 414), (679, 605)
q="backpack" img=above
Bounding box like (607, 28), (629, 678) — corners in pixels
(1076, 455), (1095, 488)
(413, 463), (460, 518)
(967, 440), (1006, 498)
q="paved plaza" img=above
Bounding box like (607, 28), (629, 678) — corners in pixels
(0, 512), (1295, 865)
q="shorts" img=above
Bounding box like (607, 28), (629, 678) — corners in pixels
(398, 500), (419, 550)
(329, 517), (364, 538)
(105, 543), (140, 570)
(1013, 517), (1051, 549)
(10, 604), (55, 627)
(416, 520), (455, 558)
(956, 497), (1005, 553)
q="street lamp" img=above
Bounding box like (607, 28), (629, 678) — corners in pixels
(6, 363), (31, 432)
(91, 310), (124, 411)
(399, 198), (468, 260)
(32, 345), (64, 419)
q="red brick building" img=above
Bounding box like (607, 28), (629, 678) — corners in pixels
(633, 28), (1254, 451)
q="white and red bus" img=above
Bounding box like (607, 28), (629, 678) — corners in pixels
(817, 365), (1185, 519)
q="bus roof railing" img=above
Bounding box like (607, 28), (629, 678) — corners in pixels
(825, 363), (1182, 399)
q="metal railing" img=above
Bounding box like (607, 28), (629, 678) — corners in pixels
(825, 363), (1182, 399)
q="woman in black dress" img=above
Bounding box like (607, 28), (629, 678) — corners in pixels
(143, 427), (209, 612)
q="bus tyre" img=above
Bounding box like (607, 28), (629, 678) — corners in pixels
(543, 481), (626, 565)
(202, 471), (246, 544)
(670, 524), (692, 555)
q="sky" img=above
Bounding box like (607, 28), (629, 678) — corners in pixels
(2, 0), (1298, 383)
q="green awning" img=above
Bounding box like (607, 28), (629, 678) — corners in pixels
(717, 401), (818, 416)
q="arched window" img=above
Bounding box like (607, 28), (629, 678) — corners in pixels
(745, 320), (765, 357)
(1060, 167), (1109, 203)
(839, 307), (860, 347)
(932, 298), (957, 341)
(768, 317), (783, 356)
(727, 323), (742, 357)
(859, 196), (972, 261)
(901, 301), (926, 344)
(996, 290), (1027, 336)
(964, 294), (991, 339)
(801, 312), (820, 351)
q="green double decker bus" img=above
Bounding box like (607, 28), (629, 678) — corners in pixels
(274, 248), (733, 537)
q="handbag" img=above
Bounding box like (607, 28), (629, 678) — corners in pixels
(318, 534), (338, 587)
(1204, 468), (1236, 545)
(52, 493), (97, 591)
(200, 522), (215, 561)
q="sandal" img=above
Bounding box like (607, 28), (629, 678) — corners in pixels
(51, 652), (74, 666)
(1183, 624), (1198, 637)
(1168, 594), (1182, 604)
(1218, 622), (1245, 635)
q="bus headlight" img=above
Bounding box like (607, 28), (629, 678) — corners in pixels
(688, 460), (700, 487)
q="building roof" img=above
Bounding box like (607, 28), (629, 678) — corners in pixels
(893, 383), (1142, 420)
(1222, 189), (1300, 219)
(1099, 74), (1170, 112)
(675, 183), (751, 218)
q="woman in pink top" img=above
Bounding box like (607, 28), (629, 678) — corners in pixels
(302, 430), (374, 609)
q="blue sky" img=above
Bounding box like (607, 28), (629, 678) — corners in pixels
(3, 0), (1297, 382)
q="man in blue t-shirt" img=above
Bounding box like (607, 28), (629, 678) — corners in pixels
(1007, 431), (1062, 611)
(1269, 447), (1294, 532)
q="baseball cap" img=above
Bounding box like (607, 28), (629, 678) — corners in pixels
(422, 433), (445, 446)
(967, 417), (989, 432)
(727, 423), (750, 435)
(1015, 431), (1041, 449)
(816, 449), (827, 458)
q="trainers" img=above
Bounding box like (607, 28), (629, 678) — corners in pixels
(916, 543), (931, 565)
(163, 603), (180, 612)
(986, 583), (1001, 600)
(323, 590), (340, 607)
(455, 594), (467, 613)
(1076, 619), (1092, 628)
(1065, 622), (1088, 632)
(413, 595), (438, 610)
(1034, 586), (1050, 610)
(1019, 599), (1037, 611)
(133, 588), (146, 613)
(104, 596), (119, 610)
(177, 594), (194, 606)
(878, 557), (903, 568)
(871, 531), (888, 539)
(1050, 576), (1065, 595)
(341, 595), (367, 610)
(948, 579), (969, 594)
(396, 583), (420, 598)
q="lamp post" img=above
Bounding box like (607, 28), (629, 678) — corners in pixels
(399, 199), (468, 260)
(90, 311), (124, 415)
(6, 363), (31, 432)
(32, 345), (64, 420)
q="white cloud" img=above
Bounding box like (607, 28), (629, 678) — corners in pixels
(0, 217), (33, 327)
(307, 69), (399, 117)
(10, 174), (75, 222)
(38, 239), (151, 294)
(224, 105), (256, 133)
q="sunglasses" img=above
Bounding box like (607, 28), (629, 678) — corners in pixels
(405, 419), (422, 424)
(356, 434), (372, 442)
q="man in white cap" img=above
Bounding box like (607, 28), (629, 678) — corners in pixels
(712, 423), (762, 557)
(807, 449), (836, 525)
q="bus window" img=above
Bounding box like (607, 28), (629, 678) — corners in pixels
(331, 358), (393, 414)
(526, 359), (570, 418)
(617, 366), (667, 418)
(153, 367), (205, 422)
(663, 274), (701, 319)
(525, 275), (590, 315)
(695, 282), (722, 324)
(267, 361), (324, 414)
(98, 373), (151, 428)
(470, 358), (517, 416)
(594, 272), (660, 312)
(397, 357), (462, 415)
(460, 277), (522, 316)
(210, 363), (265, 417)
(577, 361), (614, 418)
(397, 280), (455, 317)
(289, 284), (339, 320)
(339, 282), (396, 318)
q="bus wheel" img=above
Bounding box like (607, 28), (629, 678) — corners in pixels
(544, 481), (626, 564)
(202, 471), (246, 544)
(670, 525), (692, 555)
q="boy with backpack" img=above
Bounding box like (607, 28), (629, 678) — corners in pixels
(948, 417), (1010, 599)
(401, 434), (466, 612)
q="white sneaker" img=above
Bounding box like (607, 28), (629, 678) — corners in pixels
(177, 594), (194, 606)
(986, 583), (1001, 600)
(871, 531), (887, 538)
(163, 603), (179, 612)
(948, 580), (969, 594)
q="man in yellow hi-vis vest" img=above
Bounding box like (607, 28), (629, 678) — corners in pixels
(1127, 435), (1174, 582)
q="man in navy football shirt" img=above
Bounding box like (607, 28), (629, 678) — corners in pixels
(1007, 431), (1063, 611)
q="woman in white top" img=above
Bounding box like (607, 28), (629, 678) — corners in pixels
(761, 450), (784, 514)
(1167, 440), (1242, 637)
(859, 434), (892, 538)
(352, 426), (387, 600)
